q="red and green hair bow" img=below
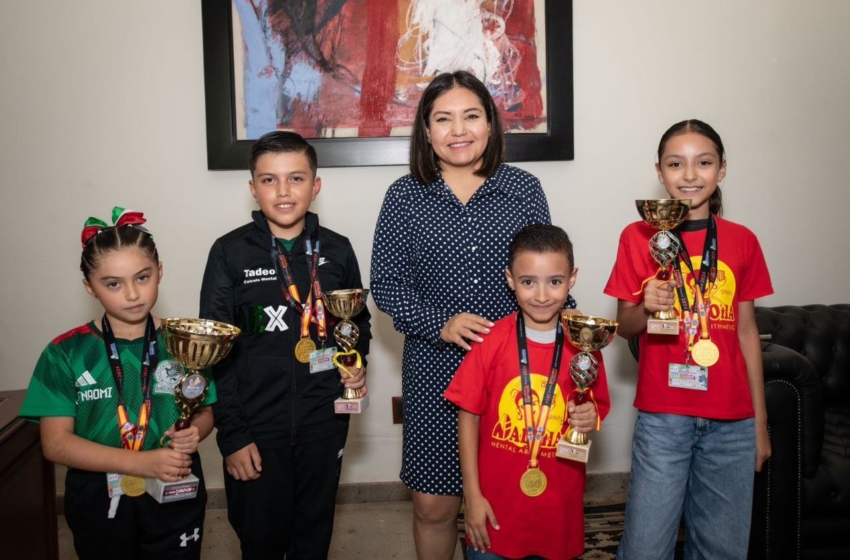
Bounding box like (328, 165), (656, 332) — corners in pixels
(80, 207), (147, 247)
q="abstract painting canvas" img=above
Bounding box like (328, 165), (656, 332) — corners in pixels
(202, 0), (572, 168)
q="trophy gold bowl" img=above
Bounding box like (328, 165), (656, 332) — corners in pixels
(145, 318), (240, 502)
(636, 199), (691, 335)
(556, 314), (617, 463)
(323, 289), (370, 414)
(161, 318), (241, 430)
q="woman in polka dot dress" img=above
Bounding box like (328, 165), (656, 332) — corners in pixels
(371, 71), (575, 559)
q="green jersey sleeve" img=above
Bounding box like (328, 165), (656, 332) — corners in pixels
(19, 343), (78, 420)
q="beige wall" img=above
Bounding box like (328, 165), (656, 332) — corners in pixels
(2, 1), (849, 490)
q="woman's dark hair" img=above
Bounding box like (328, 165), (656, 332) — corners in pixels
(81, 226), (159, 280)
(657, 119), (725, 216)
(508, 224), (574, 271)
(409, 71), (505, 184)
(249, 130), (318, 178)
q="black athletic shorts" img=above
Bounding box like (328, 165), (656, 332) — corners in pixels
(64, 453), (207, 560)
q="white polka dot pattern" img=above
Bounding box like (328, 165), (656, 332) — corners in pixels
(370, 164), (570, 495)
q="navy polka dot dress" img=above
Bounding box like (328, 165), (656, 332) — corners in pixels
(371, 164), (572, 495)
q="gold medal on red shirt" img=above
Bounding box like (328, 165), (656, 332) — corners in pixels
(120, 475), (146, 497)
(691, 338), (720, 367)
(515, 311), (565, 498)
(669, 216), (722, 368)
(519, 467), (547, 497)
(687, 286), (720, 367)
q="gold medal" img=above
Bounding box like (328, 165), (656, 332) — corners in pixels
(691, 338), (720, 367)
(120, 474), (146, 497)
(519, 468), (547, 497)
(294, 338), (316, 363)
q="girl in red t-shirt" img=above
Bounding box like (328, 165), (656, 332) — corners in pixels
(605, 120), (773, 559)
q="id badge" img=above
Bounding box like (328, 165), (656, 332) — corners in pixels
(310, 347), (337, 373)
(106, 473), (124, 498)
(668, 363), (708, 391)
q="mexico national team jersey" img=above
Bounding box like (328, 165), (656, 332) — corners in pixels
(20, 322), (217, 451)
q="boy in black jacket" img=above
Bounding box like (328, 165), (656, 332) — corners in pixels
(200, 131), (370, 559)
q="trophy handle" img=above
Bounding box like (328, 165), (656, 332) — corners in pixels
(168, 369), (208, 439)
(564, 386), (602, 447)
(650, 265), (680, 323)
(334, 352), (361, 399)
(159, 409), (193, 448)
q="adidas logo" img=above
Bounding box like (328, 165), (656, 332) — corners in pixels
(76, 371), (113, 402)
(75, 371), (97, 387)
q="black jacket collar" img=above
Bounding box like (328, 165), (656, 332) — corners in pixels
(251, 210), (321, 255)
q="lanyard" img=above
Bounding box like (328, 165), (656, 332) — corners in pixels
(516, 311), (565, 469)
(101, 314), (158, 451)
(671, 215), (718, 354)
(269, 233), (327, 340)
(306, 239), (327, 340)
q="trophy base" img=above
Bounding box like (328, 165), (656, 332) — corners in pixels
(647, 318), (680, 335)
(334, 394), (369, 414)
(556, 438), (592, 463)
(146, 474), (200, 503)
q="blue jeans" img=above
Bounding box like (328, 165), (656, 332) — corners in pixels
(617, 412), (755, 560)
(466, 547), (547, 560)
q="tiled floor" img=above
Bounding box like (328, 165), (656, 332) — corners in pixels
(58, 502), (466, 560)
(56, 478), (626, 559)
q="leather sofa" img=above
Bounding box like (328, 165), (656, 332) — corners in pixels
(749, 304), (850, 560)
(627, 304), (849, 559)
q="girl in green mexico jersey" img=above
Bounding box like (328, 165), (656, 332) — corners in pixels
(20, 207), (216, 560)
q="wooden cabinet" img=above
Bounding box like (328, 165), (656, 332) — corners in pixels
(0, 390), (58, 560)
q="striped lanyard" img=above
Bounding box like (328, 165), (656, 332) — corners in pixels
(671, 216), (718, 354)
(516, 311), (564, 468)
(269, 234), (327, 340)
(101, 314), (158, 451)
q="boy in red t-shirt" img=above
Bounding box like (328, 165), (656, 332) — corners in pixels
(445, 224), (611, 560)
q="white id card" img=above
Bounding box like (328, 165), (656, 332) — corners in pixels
(106, 473), (124, 498)
(310, 347), (337, 373)
(668, 363), (709, 391)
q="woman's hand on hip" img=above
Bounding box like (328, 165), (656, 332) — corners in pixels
(440, 313), (494, 351)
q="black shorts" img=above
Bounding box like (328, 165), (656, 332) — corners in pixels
(64, 453), (207, 560)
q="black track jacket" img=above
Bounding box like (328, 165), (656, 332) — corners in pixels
(200, 211), (371, 457)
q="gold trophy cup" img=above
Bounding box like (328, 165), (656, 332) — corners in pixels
(147, 318), (241, 502)
(636, 199), (691, 335)
(556, 314), (617, 463)
(323, 289), (370, 414)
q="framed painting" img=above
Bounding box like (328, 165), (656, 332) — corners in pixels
(202, 0), (573, 169)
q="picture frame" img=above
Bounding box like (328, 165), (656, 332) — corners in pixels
(202, 0), (573, 170)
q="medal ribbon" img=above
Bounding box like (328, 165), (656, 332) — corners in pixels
(305, 239), (327, 340)
(270, 233), (326, 341)
(102, 314), (158, 451)
(516, 311), (565, 469)
(671, 216), (718, 355)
